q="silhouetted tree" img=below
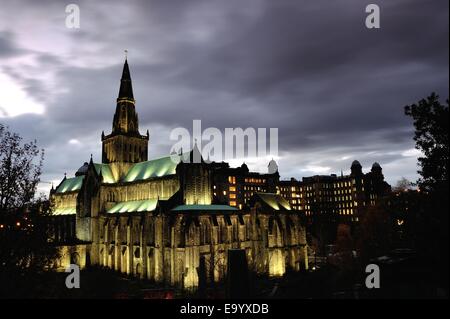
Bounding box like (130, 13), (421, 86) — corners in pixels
(404, 93), (449, 291)
(385, 189), (426, 249)
(0, 124), (45, 210)
(327, 224), (358, 291)
(356, 204), (394, 263)
(392, 177), (414, 192)
(404, 93), (449, 192)
(0, 124), (57, 298)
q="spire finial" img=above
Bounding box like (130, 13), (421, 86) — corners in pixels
(124, 49), (128, 60)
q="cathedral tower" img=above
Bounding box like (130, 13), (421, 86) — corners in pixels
(101, 58), (149, 181)
(176, 143), (212, 205)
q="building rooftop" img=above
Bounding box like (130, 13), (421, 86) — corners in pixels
(172, 204), (238, 212)
(107, 198), (160, 213)
(123, 153), (194, 182)
(56, 162), (116, 193)
(94, 163), (115, 183)
(253, 193), (291, 211)
(55, 175), (84, 193)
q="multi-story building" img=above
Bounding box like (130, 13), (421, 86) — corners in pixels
(278, 178), (303, 211)
(210, 161), (279, 210)
(278, 161), (391, 251)
(278, 161), (391, 222)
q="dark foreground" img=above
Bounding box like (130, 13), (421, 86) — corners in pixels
(1, 251), (447, 299)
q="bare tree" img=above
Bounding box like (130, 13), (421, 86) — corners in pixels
(0, 124), (44, 211)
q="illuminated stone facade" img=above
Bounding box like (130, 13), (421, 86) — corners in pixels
(101, 59), (149, 181)
(49, 59), (308, 289)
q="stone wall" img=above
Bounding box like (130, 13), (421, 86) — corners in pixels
(86, 209), (308, 290)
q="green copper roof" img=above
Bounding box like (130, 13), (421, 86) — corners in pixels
(94, 163), (115, 183)
(123, 155), (181, 182)
(107, 199), (159, 214)
(56, 176), (84, 193)
(53, 207), (77, 215)
(256, 193), (292, 210)
(172, 205), (238, 212)
(55, 162), (114, 194)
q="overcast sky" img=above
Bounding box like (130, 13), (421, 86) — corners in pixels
(0, 0), (448, 194)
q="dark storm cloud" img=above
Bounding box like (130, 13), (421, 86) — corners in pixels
(0, 32), (24, 57)
(0, 0), (448, 191)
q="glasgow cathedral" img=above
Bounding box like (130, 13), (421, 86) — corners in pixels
(49, 59), (390, 289)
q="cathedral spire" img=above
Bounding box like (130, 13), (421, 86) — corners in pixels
(118, 55), (134, 101)
(102, 56), (149, 174)
(112, 55), (140, 135)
